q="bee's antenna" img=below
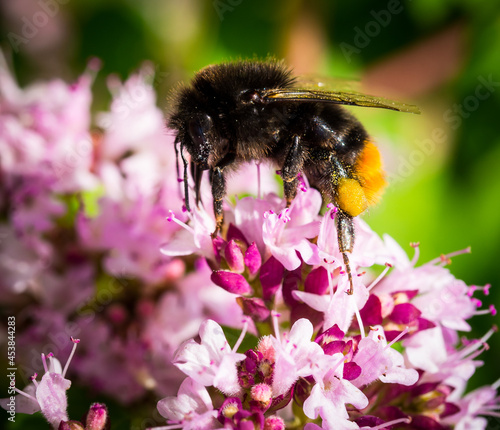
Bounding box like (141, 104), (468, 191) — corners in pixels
(180, 143), (191, 212)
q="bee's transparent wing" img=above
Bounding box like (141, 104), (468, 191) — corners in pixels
(262, 86), (420, 114)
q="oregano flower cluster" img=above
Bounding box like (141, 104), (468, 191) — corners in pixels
(0, 62), (497, 429)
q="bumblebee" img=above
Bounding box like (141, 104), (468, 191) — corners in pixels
(169, 59), (419, 294)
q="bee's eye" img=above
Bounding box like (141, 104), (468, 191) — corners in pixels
(188, 114), (213, 147)
(239, 90), (263, 104)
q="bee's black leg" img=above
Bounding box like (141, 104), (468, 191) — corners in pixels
(193, 163), (204, 207)
(336, 212), (355, 295)
(180, 143), (190, 212)
(209, 152), (236, 237)
(210, 166), (226, 237)
(282, 135), (304, 207)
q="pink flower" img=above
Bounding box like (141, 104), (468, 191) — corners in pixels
(293, 277), (369, 332)
(303, 352), (369, 429)
(404, 326), (492, 395)
(350, 326), (418, 388)
(174, 319), (246, 396)
(155, 377), (219, 430)
(160, 206), (216, 260)
(443, 383), (500, 430)
(232, 194), (283, 255)
(0, 63), (97, 192)
(97, 69), (167, 160)
(262, 188), (321, 270)
(317, 208), (392, 272)
(375, 243), (476, 332)
(271, 318), (327, 397)
(0, 338), (79, 429)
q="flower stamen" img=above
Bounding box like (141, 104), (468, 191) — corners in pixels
(232, 317), (250, 353)
(361, 417), (411, 429)
(166, 210), (195, 234)
(426, 246), (471, 266)
(410, 242), (420, 266)
(386, 327), (410, 350)
(62, 337), (80, 378)
(367, 263), (392, 291)
(271, 310), (281, 339)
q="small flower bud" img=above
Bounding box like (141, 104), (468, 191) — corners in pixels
(257, 336), (275, 362)
(250, 383), (272, 410)
(211, 271), (252, 294)
(85, 403), (109, 430)
(225, 240), (245, 273)
(244, 242), (262, 276)
(264, 415), (286, 430)
(236, 297), (270, 321)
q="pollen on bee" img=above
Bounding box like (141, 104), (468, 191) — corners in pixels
(337, 178), (368, 217)
(355, 141), (387, 205)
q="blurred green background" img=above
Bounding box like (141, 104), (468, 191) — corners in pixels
(1, 0), (499, 428)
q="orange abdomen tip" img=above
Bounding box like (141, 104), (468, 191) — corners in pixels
(355, 141), (387, 206)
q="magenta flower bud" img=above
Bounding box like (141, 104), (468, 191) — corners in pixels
(390, 303), (422, 324)
(212, 236), (227, 263)
(211, 271), (252, 295)
(259, 256), (284, 300)
(244, 242), (262, 276)
(304, 266), (329, 295)
(58, 422), (85, 430)
(236, 297), (270, 321)
(250, 383), (272, 410)
(85, 403), (109, 430)
(225, 240), (245, 273)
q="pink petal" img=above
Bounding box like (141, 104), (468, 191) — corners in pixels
(390, 303), (422, 324)
(260, 256), (285, 300)
(304, 266), (329, 295)
(36, 373), (71, 428)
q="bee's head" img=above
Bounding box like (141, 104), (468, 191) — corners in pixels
(169, 82), (233, 171)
